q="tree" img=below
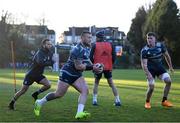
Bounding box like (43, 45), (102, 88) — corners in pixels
(127, 6), (148, 65)
(0, 10), (12, 67)
(143, 0), (180, 66)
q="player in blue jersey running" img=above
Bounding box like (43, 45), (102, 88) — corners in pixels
(8, 39), (55, 110)
(34, 31), (102, 119)
(141, 32), (174, 109)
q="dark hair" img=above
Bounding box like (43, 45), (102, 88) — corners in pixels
(146, 32), (157, 38)
(96, 30), (105, 39)
(41, 38), (50, 46)
(81, 30), (91, 37)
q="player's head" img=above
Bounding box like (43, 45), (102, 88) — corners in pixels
(81, 30), (92, 47)
(96, 30), (105, 42)
(41, 38), (52, 51)
(146, 32), (156, 47)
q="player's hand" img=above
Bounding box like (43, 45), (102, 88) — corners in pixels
(169, 67), (174, 74)
(79, 64), (86, 70)
(146, 73), (153, 81)
(93, 63), (104, 73)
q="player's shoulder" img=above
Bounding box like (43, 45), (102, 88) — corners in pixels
(71, 43), (83, 55)
(156, 42), (162, 47)
(141, 45), (149, 52)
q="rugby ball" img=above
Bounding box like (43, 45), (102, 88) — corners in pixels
(94, 63), (104, 73)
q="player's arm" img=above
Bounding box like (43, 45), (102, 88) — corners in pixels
(74, 59), (86, 71)
(74, 59), (101, 73)
(141, 48), (153, 80)
(111, 43), (116, 64)
(163, 51), (174, 72)
(141, 58), (149, 76)
(141, 58), (153, 80)
(161, 42), (174, 72)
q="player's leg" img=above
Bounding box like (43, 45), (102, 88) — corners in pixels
(34, 80), (69, 116)
(32, 75), (51, 101)
(105, 71), (121, 106)
(8, 84), (29, 110)
(8, 75), (32, 110)
(145, 78), (155, 109)
(144, 68), (156, 109)
(159, 72), (173, 107)
(92, 73), (102, 105)
(72, 77), (90, 119)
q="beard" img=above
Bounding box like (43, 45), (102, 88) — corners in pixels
(82, 42), (91, 47)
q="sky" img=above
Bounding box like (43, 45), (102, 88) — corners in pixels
(1, 0), (180, 40)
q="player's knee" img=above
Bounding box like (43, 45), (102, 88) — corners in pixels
(108, 82), (113, 87)
(81, 88), (89, 95)
(108, 80), (114, 87)
(164, 77), (172, 84)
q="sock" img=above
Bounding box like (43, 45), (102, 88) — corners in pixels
(10, 97), (16, 104)
(162, 97), (167, 102)
(77, 104), (85, 113)
(12, 97), (16, 102)
(34, 89), (44, 95)
(37, 96), (48, 106)
(93, 94), (97, 102)
(115, 96), (120, 103)
(146, 99), (150, 103)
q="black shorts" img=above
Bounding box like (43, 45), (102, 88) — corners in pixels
(148, 64), (167, 78)
(59, 71), (81, 85)
(23, 74), (46, 85)
(94, 70), (112, 79)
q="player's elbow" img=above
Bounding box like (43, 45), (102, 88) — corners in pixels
(75, 64), (85, 71)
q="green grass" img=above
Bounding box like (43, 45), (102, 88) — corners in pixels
(0, 69), (180, 122)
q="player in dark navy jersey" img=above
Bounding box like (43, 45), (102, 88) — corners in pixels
(8, 39), (55, 110)
(141, 32), (174, 109)
(34, 31), (102, 119)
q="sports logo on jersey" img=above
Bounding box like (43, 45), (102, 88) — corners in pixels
(157, 48), (161, 52)
(101, 51), (108, 56)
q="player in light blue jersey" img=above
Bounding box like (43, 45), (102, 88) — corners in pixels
(33, 31), (102, 119)
(141, 32), (174, 109)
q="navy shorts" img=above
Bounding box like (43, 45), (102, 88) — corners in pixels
(23, 74), (46, 85)
(94, 70), (112, 79)
(59, 71), (81, 85)
(148, 64), (167, 78)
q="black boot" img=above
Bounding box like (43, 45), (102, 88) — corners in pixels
(8, 101), (15, 110)
(32, 92), (38, 101)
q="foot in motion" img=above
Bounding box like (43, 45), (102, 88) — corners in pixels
(34, 100), (41, 116)
(32, 92), (38, 101)
(92, 101), (98, 106)
(162, 100), (173, 107)
(75, 111), (91, 119)
(8, 101), (15, 110)
(145, 102), (151, 109)
(114, 102), (121, 107)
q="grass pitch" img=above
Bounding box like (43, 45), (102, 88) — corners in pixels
(0, 69), (180, 122)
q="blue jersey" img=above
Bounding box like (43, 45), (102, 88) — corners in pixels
(26, 48), (54, 76)
(141, 42), (167, 67)
(60, 43), (92, 77)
